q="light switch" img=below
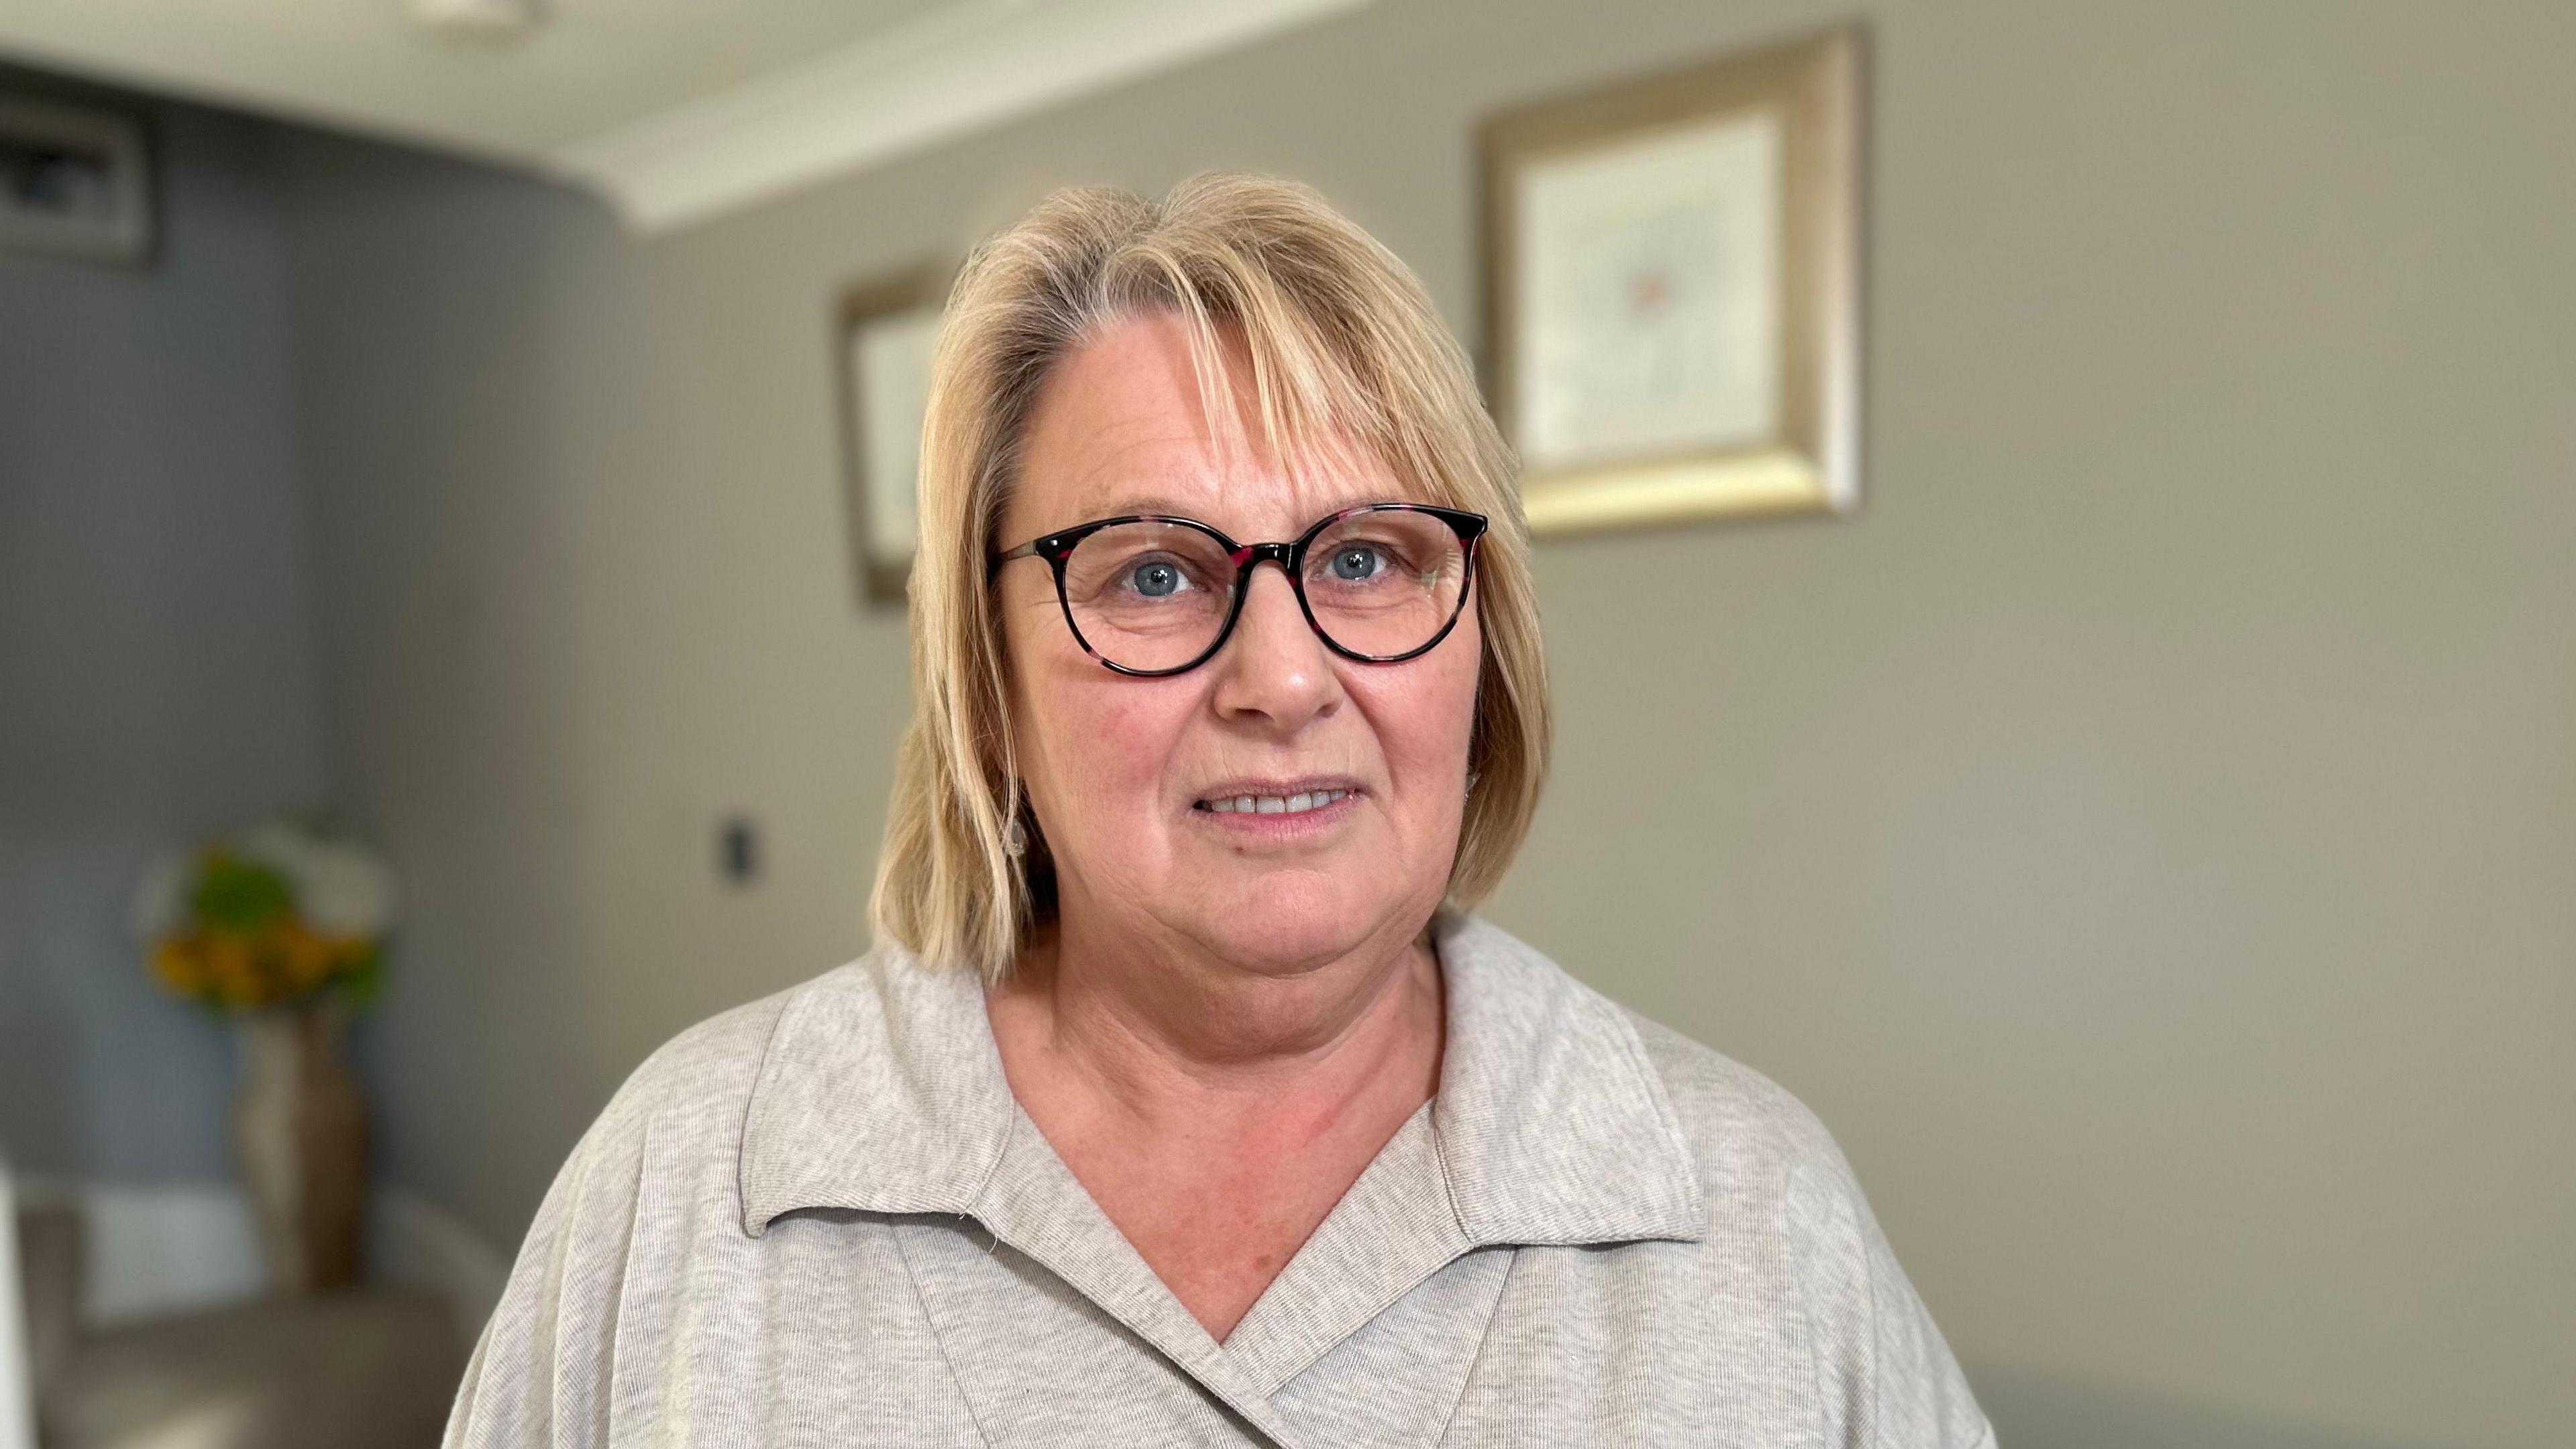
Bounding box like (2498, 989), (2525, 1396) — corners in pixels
(718, 816), (759, 887)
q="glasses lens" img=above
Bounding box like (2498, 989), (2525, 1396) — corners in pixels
(1061, 521), (1237, 672)
(1302, 508), (1470, 659)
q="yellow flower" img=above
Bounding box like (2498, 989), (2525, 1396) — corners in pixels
(327, 933), (372, 978)
(276, 921), (342, 992)
(203, 931), (265, 1008)
(152, 938), (206, 998)
(148, 912), (379, 1013)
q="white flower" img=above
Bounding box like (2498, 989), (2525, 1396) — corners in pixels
(235, 816), (399, 938)
(128, 851), (193, 943)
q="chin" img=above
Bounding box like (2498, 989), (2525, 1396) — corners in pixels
(1191, 869), (1406, 975)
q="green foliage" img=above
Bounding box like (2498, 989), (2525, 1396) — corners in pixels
(335, 938), (388, 1012)
(188, 851), (297, 934)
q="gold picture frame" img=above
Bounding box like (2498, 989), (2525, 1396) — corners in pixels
(835, 264), (950, 606)
(1480, 24), (1864, 535)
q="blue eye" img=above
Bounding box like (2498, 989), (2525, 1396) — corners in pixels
(1130, 560), (1183, 597)
(1329, 546), (1381, 581)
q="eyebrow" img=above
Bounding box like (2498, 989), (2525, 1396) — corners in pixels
(1081, 494), (1209, 520)
(1068, 483), (1411, 528)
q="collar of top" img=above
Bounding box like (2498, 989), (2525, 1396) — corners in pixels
(735, 910), (1707, 1249)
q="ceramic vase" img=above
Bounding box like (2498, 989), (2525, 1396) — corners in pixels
(233, 999), (367, 1293)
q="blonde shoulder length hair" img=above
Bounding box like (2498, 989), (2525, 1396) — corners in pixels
(870, 172), (1550, 981)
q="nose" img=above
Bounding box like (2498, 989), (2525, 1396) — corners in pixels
(1207, 561), (1340, 734)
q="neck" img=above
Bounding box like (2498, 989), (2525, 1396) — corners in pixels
(994, 908), (1446, 1136)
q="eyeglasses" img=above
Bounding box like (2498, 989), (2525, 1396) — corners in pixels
(989, 502), (1489, 677)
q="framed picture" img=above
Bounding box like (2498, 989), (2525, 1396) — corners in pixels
(1480, 25), (1863, 535)
(0, 93), (154, 266)
(835, 266), (949, 605)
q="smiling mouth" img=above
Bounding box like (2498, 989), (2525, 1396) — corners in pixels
(1192, 788), (1357, 816)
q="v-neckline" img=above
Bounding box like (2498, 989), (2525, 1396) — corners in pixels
(976, 927), (1454, 1358)
(969, 1089), (1474, 1391)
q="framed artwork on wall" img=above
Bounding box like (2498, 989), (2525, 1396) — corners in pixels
(1479, 24), (1864, 535)
(0, 93), (154, 266)
(835, 266), (949, 606)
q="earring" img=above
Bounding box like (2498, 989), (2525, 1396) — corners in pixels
(1464, 768), (1481, 799)
(1002, 814), (1028, 857)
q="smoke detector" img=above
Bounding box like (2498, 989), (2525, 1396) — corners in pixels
(410, 0), (548, 48)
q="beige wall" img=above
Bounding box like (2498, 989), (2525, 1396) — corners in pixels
(273, 1), (2575, 1445)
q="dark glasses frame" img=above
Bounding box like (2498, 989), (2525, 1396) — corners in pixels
(989, 502), (1489, 677)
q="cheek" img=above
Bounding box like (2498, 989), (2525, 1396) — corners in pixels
(1018, 658), (1194, 836)
(1353, 632), (1484, 806)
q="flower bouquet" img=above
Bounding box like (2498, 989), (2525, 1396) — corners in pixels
(133, 816), (397, 1293)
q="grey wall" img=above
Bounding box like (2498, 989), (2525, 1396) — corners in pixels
(268, 1), (2573, 1446)
(0, 83), (329, 1181)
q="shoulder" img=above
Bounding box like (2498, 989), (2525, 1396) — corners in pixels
(538, 951), (907, 1224)
(446, 953), (913, 1445)
(559, 940), (1010, 1242)
(1438, 910), (1857, 1209)
(1615, 1008), (1994, 1448)
(1614, 1006), (1904, 1297)
(579, 972), (810, 1151)
(1619, 1006), (1862, 1208)
(606, 983), (803, 1122)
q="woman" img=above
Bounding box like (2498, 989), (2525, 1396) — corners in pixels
(446, 175), (1994, 1448)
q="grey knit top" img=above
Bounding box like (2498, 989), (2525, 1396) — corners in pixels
(444, 910), (1994, 1447)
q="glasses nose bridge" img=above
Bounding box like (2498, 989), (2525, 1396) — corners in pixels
(1220, 537), (1320, 653)
(1208, 537), (1337, 704)
(1230, 538), (1300, 580)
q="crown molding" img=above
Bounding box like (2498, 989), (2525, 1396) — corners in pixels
(550, 0), (1375, 234)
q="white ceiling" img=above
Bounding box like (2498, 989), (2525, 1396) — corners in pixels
(0, 0), (1371, 230)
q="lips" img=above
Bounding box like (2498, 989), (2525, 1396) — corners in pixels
(1190, 779), (1364, 816)
(1197, 788), (1354, 816)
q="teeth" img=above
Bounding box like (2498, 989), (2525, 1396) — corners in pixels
(1201, 788), (1350, 815)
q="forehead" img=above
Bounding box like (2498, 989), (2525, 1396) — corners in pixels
(1007, 311), (1405, 539)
